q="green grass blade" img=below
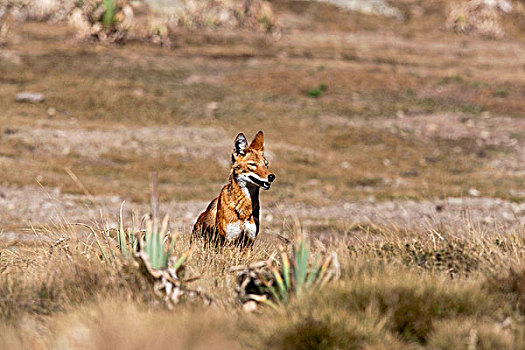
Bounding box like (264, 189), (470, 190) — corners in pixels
(295, 239), (309, 291)
(268, 264), (288, 302)
(172, 250), (190, 272)
(266, 284), (282, 305)
(259, 298), (279, 311)
(103, 0), (115, 27)
(305, 254), (320, 288)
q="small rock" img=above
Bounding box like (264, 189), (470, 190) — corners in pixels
(481, 111), (491, 119)
(447, 197), (463, 205)
(47, 107), (56, 117)
(483, 216), (494, 224)
(132, 88), (145, 97)
(427, 123), (438, 132)
(206, 101), (219, 117)
(307, 179), (320, 186)
(382, 159), (391, 166)
(242, 301), (258, 313)
(501, 211), (513, 220)
(498, 0), (513, 13)
(341, 161), (350, 169)
(15, 92), (46, 103)
(468, 188), (481, 197)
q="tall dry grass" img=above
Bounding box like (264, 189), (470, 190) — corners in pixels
(2, 210), (525, 349)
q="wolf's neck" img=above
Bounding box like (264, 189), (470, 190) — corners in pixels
(237, 178), (259, 201)
(230, 175), (259, 210)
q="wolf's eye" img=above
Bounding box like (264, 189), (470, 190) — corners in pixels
(248, 162), (257, 167)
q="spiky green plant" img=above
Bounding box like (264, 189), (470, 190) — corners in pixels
(250, 237), (340, 309)
(141, 214), (186, 270)
(85, 202), (186, 272)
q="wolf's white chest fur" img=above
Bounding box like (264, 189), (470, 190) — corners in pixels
(225, 220), (257, 240)
(224, 177), (258, 240)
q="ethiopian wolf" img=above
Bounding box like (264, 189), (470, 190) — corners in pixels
(193, 131), (275, 246)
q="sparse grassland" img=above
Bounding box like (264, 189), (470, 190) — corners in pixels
(1, 0), (525, 349)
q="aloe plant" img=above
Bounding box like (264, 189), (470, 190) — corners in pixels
(87, 202), (186, 272)
(238, 237), (340, 309)
(141, 214), (187, 271)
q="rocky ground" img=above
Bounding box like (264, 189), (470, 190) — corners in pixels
(1, 184), (523, 245)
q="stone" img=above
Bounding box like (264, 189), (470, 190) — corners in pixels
(15, 92), (45, 103)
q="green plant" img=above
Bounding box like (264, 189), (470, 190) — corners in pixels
(494, 88), (507, 97)
(141, 214), (186, 270)
(308, 83), (327, 98)
(241, 237), (340, 309)
(102, 0), (116, 27)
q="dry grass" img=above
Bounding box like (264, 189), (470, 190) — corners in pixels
(2, 214), (525, 349)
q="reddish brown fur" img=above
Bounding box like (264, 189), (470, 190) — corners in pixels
(193, 131), (275, 246)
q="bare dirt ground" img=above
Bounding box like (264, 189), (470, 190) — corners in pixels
(0, 0), (524, 243)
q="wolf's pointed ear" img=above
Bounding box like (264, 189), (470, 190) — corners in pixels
(248, 130), (264, 152)
(232, 133), (247, 161)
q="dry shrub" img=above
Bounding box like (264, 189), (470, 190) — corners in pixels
(0, 242), (157, 322)
(446, 0), (514, 39)
(177, 0), (276, 31)
(247, 284), (408, 350)
(266, 316), (363, 350)
(1, 0), (276, 44)
(0, 299), (241, 350)
(349, 224), (520, 277)
(319, 275), (492, 344)
(486, 268), (525, 315)
(428, 318), (515, 350)
(244, 267), (493, 348)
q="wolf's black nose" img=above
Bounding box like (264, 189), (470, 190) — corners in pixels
(268, 174), (275, 182)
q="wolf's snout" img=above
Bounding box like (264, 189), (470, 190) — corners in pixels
(268, 174), (276, 182)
